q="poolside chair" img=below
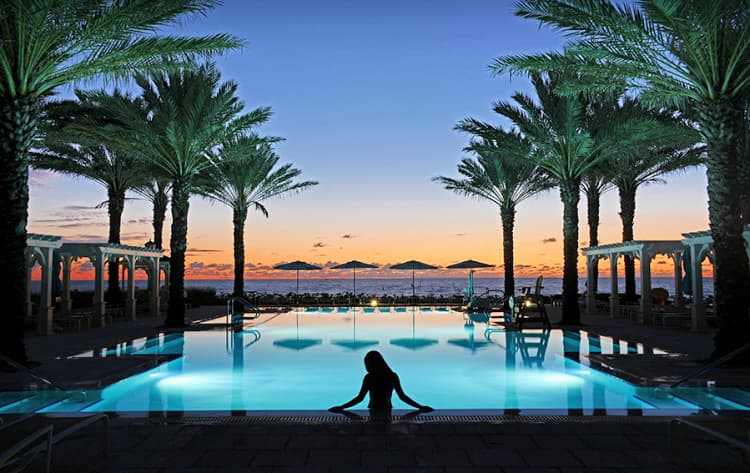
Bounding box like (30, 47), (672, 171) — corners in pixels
(320, 307), (334, 314)
(378, 307), (392, 313)
(304, 307), (319, 313)
(515, 279), (550, 329)
(336, 307), (350, 314)
(363, 307), (375, 314)
(394, 307), (407, 313)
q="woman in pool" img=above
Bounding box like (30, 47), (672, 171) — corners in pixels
(328, 350), (433, 413)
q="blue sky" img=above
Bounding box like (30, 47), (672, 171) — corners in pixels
(29, 0), (710, 278)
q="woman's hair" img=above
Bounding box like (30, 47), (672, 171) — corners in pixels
(364, 350), (393, 375)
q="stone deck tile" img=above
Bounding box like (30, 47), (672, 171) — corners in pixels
(483, 434), (538, 449)
(286, 434), (338, 449)
(388, 434), (438, 449)
(531, 434), (587, 450)
(337, 433), (389, 449)
(434, 434), (489, 449)
(415, 448), (471, 467)
(517, 449), (583, 468)
(233, 434), (290, 449)
(571, 449), (638, 468)
(445, 468), (503, 473)
(502, 468), (560, 473)
(579, 434), (639, 450)
(465, 447), (525, 467)
(251, 449), (309, 467)
(195, 450), (254, 468)
(361, 448), (417, 467)
(306, 449), (361, 468)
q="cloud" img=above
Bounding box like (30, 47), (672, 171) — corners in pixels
(542, 237), (557, 244)
(341, 234), (355, 239)
(29, 169), (59, 187)
(127, 218), (151, 224)
(455, 232), (468, 237)
(57, 222), (108, 229)
(63, 205), (100, 211)
(186, 248), (222, 253)
(313, 242), (326, 248)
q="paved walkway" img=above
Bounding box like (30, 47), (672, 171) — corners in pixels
(7, 305), (750, 472)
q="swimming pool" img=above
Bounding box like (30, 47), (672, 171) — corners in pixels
(2, 310), (748, 415)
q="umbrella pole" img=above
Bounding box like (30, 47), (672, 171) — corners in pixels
(296, 269), (300, 308)
(353, 268), (356, 307)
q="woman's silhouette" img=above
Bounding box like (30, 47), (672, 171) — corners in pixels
(328, 350), (433, 413)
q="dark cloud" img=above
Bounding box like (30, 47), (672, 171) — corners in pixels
(127, 218), (151, 224)
(186, 248), (222, 253)
(455, 232), (468, 237)
(63, 205), (100, 211)
(57, 222), (108, 229)
(656, 261), (667, 265)
(313, 242), (326, 248)
(542, 237), (557, 244)
(341, 234), (355, 239)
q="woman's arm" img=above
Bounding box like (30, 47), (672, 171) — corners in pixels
(393, 374), (433, 411)
(329, 376), (368, 412)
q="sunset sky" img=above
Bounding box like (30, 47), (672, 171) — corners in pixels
(28, 0), (711, 280)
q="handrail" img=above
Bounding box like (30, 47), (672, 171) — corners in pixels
(0, 353), (65, 391)
(226, 295), (261, 328)
(669, 418), (750, 455)
(670, 340), (750, 388)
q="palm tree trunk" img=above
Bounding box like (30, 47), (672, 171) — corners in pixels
(500, 205), (516, 297)
(232, 207), (247, 297)
(166, 179), (190, 327)
(152, 190), (168, 249)
(586, 185), (600, 294)
(107, 188), (124, 304)
(0, 96), (36, 363)
(560, 181), (581, 325)
(699, 99), (750, 359)
(618, 186), (636, 301)
(739, 147), (750, 227)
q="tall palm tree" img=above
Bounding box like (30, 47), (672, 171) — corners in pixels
(581, 172), (612, 294)
(435, 120), (552, 297)
(32, 94), (149, 303)
(134, 179), (171, 249)
(0, 0), (240, 362)
(198, 136), (318, 296)
(494, 72), (600, 324)
(492, 0), (750, 357)
(87, 64), (271, 327)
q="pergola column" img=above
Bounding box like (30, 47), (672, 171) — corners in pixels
(93, 251), (107, 327)
(37, 247), (55, 335)
(586, 255), (596, 314)
(671, 251), (684, 308)
(149, 259), (161, 317)
(689, 244), (705, 332)
(639, 248), (652, 324)
(125, 255), (137, 321)
(25, 252), (33, 320)
(609, 254), (618, 318)
(61, 254), (73, 314)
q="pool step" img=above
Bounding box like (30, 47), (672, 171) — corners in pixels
(0, 391), (35, 410)
(0, 391), (74, 414)
(710, 387), (750, 409)
(38, 390), (103, 413)
(672, 388), (750, 411)
(634, 388), (703, 410)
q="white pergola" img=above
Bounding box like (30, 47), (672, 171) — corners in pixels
(59, 242), (163, 327)
(26, 234), (63, 335)
(582, 240), (685, 324)
(583, 225), (750, 332)
(26, 234), (163, 335)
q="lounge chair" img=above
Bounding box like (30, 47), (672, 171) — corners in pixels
(363, 307), (375, 313)
(303, 307), (319, 313)
(394, 307), (407, 313)
(336, 307), (349, 313)
(515, 278), (550, 328)
(320, 307), (334, 314)
(378, 307), (391, 313)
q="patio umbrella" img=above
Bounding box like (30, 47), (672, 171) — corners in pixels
(331, 311), (379, 351)
(390, 309), (438, 350)
(447, 321), (491, 353)
(447, 259), (495, 299)
(273, 261), (322, 303)
(272, 312), (322, 351)
(331, 260), (378, 305)
(390, 260), (438, 304)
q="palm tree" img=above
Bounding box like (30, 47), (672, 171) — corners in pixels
(492, 0), (750, 357)
(133, 179), (171, 249)
(493, 71), (600, 324)
(435, 119), (552, 297)
(88, 64), (271, 327)
(32, 94), (149, 303)
(0, 0), (240, 362)
(198, 136), (318, 296)
(581, 172), (612, 295)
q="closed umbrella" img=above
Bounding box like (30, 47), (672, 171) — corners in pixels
(390, 260), (438, 305)
(331, 260), (378, 306)
(273, 261), (322, 303)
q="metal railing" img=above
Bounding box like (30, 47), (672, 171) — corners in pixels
(226, 295), (261, 329)
(0, 353), (65, 391)
(670, 340), (750, 388)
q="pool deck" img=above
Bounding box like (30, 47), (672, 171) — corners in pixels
(6, 305), (750, 472)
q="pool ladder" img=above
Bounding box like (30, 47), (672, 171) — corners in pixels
(226, 295), (261, 331)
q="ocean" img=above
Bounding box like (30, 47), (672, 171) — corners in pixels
(32, 276), (713, 298)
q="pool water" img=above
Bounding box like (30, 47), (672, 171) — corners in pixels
(2, 310), (749, 415)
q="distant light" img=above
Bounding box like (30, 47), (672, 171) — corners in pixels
(524, 300), (532, 307)
(370, 299), (378, 307)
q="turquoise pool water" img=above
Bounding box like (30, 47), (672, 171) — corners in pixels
(2, 310), (748, 415)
